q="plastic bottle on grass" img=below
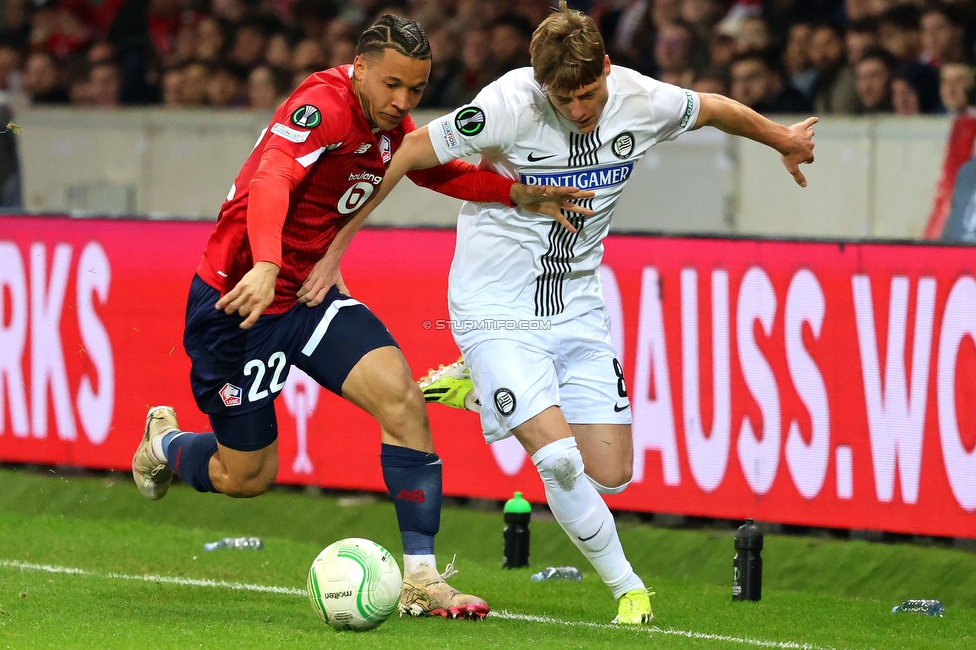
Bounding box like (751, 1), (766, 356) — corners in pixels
(530, 567), (582, 582)
(891, 600), (945, 617)
(503, 491), (531, 568)
(204, 536), (264, 551)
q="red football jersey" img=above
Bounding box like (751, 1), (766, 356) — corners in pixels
(197, 65), (414, 315)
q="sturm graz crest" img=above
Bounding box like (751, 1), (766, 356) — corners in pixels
(493, 388), (516, 416)
(291, 105), (322, 128)
(612, 132), (634, 159)
(454, 106), (486, 136)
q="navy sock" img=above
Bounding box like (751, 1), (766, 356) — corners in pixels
(380, 443), (442, 556)
(167, 432), (218, 493)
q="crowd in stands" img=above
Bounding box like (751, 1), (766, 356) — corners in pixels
(0, 0), (975, 116)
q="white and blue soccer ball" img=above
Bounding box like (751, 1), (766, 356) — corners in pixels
(307, 538), (402, 631)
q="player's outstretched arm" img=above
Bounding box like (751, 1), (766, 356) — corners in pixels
(693, 93), (817, 187)
(402, 126), (595, 232)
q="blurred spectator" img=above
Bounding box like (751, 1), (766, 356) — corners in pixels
(877, 4), (922, 63)
(181, 60), (211, 105)
(939, 61), (975, 115)
(89, 61), (121, 108)
(326, 38), (357, 68)
(22, 51), (69, 105)
(418, 23), (463, 108)
(920, 4), (966, 66)
(160, 66), (184, 106)
(1, 0), (32, 51)
(228, 19), (269, 74)
(654, 20), (697, 80)
(0, 46), (24, 108)
(207, 66), (244, 106)
(30, 0), (91, 59)
(681, 0), (724, 43)
(846, 18), (880, 66)
(292, 0), (338, 41)
(735, 15), (773, 53)
(196, 17), (229, 63)
(891, 61), (941, 115)
(487, 13), (533, 78)
(855, 47), (896, 113)
(708, 32), (737, 69)
(729, 50), (810, 113)
(692, 66), (729, 95)
(440, 27), (493, 106)
(291, 39), (325, 71)
(811, 22), (859, 114)
(782, 21), (817, 98)
(211, 0), (248, 26)
(265, 31), (295, 69)
(247, 65), (288, 110)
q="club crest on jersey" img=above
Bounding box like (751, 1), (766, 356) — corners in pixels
(493, 388), (516, 416)
(612, 132), (634, 159)
(455, 106), (485, 136)
(291, 105), (321, 128)
(219, 383), (242, 407)
(379, 135), (391, 163)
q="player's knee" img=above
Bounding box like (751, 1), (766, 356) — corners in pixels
(380, 374), (427, 422)
(585, 468), (633, 495)
(219, 459), (277, 498)
(223, 473), (275, 498)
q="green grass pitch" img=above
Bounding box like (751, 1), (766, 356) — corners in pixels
(0, 467), (973, 649)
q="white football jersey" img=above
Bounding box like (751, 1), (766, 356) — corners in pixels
(428, 66), (700, 324)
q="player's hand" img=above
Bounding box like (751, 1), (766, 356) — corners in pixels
(781, 116), (817, 187)
(510, 184), (596, 234)
(215, 261), (278, 330)
(298, 254), (340, 307)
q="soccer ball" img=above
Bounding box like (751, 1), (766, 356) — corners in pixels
(307, 537), (402, 631)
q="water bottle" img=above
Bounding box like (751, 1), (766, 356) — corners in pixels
(530, 566), (583, 582)
(732, 519), (763, 601)
(204, 536), (264, 551)
(503, 491), (531, 568)
(891, 600), (945, 617)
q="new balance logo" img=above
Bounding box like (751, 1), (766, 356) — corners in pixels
(354, 142), (372, 154)
(396, 489), (426, 502)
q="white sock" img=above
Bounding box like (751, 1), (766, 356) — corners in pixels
(403, 554), (437, 576)
(150, 430), (187, 462)
(531, 437), (645, 599)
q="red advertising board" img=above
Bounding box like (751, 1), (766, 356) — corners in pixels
(1, 216), (974, 538)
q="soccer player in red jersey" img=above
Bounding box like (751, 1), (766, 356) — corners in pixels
(131, 14), (591, 620)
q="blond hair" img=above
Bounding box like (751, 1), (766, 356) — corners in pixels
(529, 0), (606, 92)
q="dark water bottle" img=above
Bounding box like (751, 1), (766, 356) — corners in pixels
(732, 518), (763, 601)
(503, 491), (531, 568)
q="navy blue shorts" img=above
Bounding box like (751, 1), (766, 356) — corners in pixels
(183, 275), (398, 451)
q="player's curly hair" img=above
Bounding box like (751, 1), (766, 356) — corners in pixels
(530, 0), (605, 93)
(357, 14), (432, 61)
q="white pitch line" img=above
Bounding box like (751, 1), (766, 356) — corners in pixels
(2, 559), (836, 650)
(0, 559), (306, 597)
(491, 610), (837, 650)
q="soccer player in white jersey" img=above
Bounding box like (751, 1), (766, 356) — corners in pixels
(302, 0), (816, 625)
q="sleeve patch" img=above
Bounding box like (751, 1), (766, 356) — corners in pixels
(440, 119), (458, 148)
(291, 104), (322, 128)
(678, 90), (695, 129)
(454, 106), (486, 136)
(271, 122), (310, 143)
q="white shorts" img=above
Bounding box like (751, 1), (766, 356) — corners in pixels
(452, 308), (632, 444)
